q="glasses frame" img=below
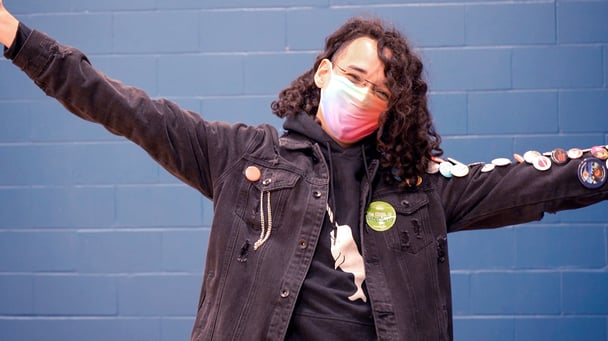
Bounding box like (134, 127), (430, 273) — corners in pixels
(334, 64), (391, 103)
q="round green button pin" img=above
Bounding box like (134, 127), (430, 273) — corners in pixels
(366, 201), (397, 232)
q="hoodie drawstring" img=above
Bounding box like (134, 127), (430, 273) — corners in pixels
(254, 189), (272, 250)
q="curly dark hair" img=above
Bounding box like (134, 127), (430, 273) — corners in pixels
(271, 17), (443, 188)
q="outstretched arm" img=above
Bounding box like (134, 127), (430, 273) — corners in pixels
(0, 0), (19, 48)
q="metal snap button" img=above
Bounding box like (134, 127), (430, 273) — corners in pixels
(280, 289), (290, 298)
(313, 191), (322, 198)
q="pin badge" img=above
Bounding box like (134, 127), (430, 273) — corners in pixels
(480, 163), (496, 173)
(523, 150), (541, 164)
(577, 157), (607, 189)
(590, 146), (608, 160)
(447, 158), (469, 177)
(439, 161), (453, 178)
(245, 166), (261, 182)
(366, 201), (397, 232)
(550, 148), (568, 165)
(491, 158), (512, 167)
(513, 153), (525, 163)
(567, 148), (583, 159)
(532, 155), (551, 171)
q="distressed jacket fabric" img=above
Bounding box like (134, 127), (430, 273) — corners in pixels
(9, 29), (608, 341)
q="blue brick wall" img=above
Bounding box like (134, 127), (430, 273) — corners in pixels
(0, 1), (606, 340)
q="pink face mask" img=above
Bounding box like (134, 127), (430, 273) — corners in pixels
(319, 64), (387, 144)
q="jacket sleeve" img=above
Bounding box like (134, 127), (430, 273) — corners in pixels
(8, 28), (261, 198)
(433, 155), (608, 232)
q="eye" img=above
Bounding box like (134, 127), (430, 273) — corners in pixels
(346, 72), (363, 84)
(374, 89), (390, 102)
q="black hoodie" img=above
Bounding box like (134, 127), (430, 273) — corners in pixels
(283, 113), (376, 340)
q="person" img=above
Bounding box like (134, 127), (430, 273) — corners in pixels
(1, 2), (607, 340)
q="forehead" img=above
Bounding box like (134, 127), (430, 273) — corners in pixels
(334, 37), (387, 81)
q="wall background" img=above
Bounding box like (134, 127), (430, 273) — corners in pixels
(0, 0), (607, 340)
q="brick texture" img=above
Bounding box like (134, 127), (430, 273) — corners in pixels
(1, 1), (606, 340)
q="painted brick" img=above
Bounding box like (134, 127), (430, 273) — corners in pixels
(29, 100), (121, 142)
(2, 0), (71, 14)
(70, 143), (160, 185)
(244, 53), (313, 95)
(0, 318), (161, 341)
(563, 272), (608, 314)
(91, 56), (158, 96)
(559, 90), (608, 133)
(371, 5), (465, 48)
(78, 231), (163, 273)
(201, 96), (283, 129)
(558, 1), (608, 44)
(422, 48), (511, 91)
(113, 12), (199, 54)
(286, 9), (357, 51)
(115, 185), (203, 227)
(449, 228), (515, 270)
(0, 61), (47, 100)
(515, 225), (606, 269)
(200, 11), (286, 53)
(157, 55), (244, 97)
(161, 318), (195, 341)
(0, 188), (31, 228)
(26, 14), (113, 55)
(512, 46), (603, 89)
(470, 272), (561, 314)
(0, 145), (72, 186)
(0, 275), (33, 314)
(441, 136), (513, 164)
(453, 318), (514, 341)
(516, 317), (607, 341)
(158, 0), (328, 9)
(72, 0), (156, 11)
(161, 229), (209, 272)
(468, 91), (558, 134)
(118, 275), (200, 316)
(0, 231), (78, 272)
(0, 104), (29, 142)
(465, 3), (555, 46)
(34, 275), (117, 315)
(449, 273), (470, 315)
(27, 187), (116, 228)
(428, 93), (468, 136)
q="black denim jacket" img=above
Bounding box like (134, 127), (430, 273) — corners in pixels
(8, 28), (608, 341)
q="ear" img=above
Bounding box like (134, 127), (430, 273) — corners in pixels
(314, 59), (332, 88)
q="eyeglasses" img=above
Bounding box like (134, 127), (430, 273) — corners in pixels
(334, 64), (391, 103)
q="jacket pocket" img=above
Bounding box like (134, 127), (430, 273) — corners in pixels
(234, 166), (301, 234)
(375, 192), (433, 254)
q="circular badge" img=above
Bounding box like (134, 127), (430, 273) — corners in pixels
(439, 161), (453, 178)
(533, 155), (552, 171)
(523, 150), (541, 164)
(513, 153), (525, 163)
(567, 148), (583, 159)
(577, 157), (607, 189)
(480, 163), (496, 173)
(492, 158), (512, 167)
(551, 148), (568, 165)
(590, 145), (608, 160)
(366, 201), (397, 232)
(451, 163), (470, 177)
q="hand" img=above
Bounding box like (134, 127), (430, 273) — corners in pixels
(0, 0), (19, 48)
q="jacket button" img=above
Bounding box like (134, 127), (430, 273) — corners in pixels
(298, 240), (307, 249)
(280, 289), (290, 298)
(313, 191), (322, 198)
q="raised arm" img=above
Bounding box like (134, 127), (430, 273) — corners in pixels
(0, 0), (19, 48)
